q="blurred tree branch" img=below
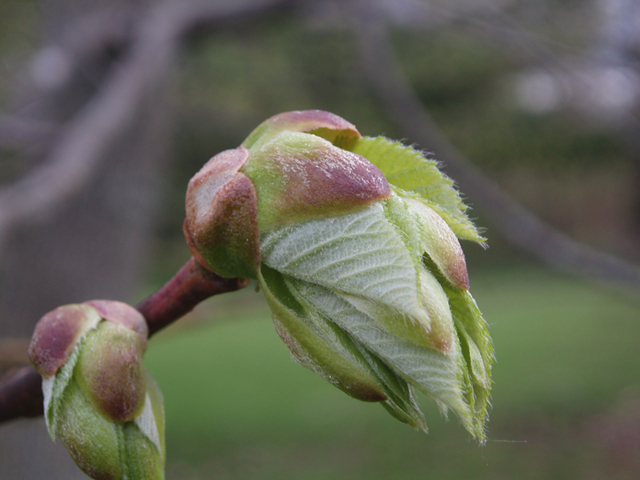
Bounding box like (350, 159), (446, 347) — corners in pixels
(0, 256), (249, 424)
(0, 116), (59, 154)
(2, 0), (640, 432)
(2, 0), (638, 293)
(0, 0), (291, 427)
(350, 4), (640, 297)
(0, 0), (293, 249)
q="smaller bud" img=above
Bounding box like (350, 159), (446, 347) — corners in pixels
(28, 300), (165, 480)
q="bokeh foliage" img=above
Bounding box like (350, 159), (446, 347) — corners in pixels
(146, 264), (640, 479)
(1, 1), (639, 479)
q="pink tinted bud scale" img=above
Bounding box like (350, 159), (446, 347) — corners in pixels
(28, 305), (100, 378)
(85, 300), (148, 348)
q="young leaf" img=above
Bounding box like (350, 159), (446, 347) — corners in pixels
(259, 265), (428, 430)
(292, 277), (476, 436)
(261, 204), (433, 347)
(45, 345), (82, 439)
(352, 136), (484, 243)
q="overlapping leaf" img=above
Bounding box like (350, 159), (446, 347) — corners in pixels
(260, 205), (489, 439)
(259, 265), (428, 430)
(352, 136), (485, 243)
(261, 204), (434, 347)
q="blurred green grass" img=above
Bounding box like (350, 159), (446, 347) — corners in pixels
(145, 264), (640, 479)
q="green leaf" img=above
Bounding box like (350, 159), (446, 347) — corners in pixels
(45, 345), (82, 440)
(134, 395), (162, 455)
(136, 371), (166, 460)
(43, 309), (102, 440)
(290, 277), (476, 436)
(261, 204), (437, 348)
(118, 419), (165, 480)
(56, 377), (122, 478)
(55, 373), (165, 480)
(351, 136), (484, 243)
(446, 286), (493, 437)
(260, 265), (387, 401)
(259, 265), (427, 430)
(349, 341), (427, 431)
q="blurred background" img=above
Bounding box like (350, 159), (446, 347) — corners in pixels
(1, 0), (640, 478)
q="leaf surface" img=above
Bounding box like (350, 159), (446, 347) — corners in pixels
(290, 277), (476, 435)
(352, 136), (484, 243)
(259, 266), (427, 430)
(261, 204), (437, 347)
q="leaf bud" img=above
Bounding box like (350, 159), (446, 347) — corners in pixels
(28, 300), (164, 480)
(184, 110), (493, 440)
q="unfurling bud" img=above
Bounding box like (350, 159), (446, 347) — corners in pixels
(28, 300), (165, 480)
(184, 110), (493, 441)
(184, 110), (390, 278)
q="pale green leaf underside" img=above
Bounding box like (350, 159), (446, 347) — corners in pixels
(262, 203), (457, 350)
(259, 266), (427, 430)
(261, 203), (424, 323)
(290, 277), (475, 434)
(445, 285), (493, 430)
(261, 207), (486, 438)
(352, 136), (484, 243)
(134, 393), (162, 454)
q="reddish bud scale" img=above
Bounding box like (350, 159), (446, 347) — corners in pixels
(242, 110), (361, 149)
(184, 110), (393, 278)
(28, 305), (99, 378)
(86, 300), (148, 347)
(185, 147), (260, 278)
(245, 133), (391, 230)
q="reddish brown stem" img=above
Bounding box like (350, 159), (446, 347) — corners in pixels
(0, 256), (249, 424)
(139, 256), (250, 336)
(0, 367), (45, 422)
